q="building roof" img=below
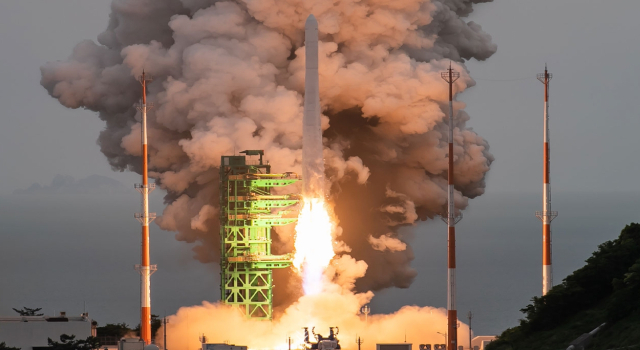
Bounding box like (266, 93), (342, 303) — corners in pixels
(0, 314), (92, 323)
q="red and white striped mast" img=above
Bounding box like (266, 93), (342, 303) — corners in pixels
(441, 63), (461, 350)
(135, 70), (157, 344)
(536, 65), (557, 296)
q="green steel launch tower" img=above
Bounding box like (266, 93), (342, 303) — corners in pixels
(219, 150), (300, 319)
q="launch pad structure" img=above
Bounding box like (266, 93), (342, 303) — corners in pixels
(219, 150), (301, 319)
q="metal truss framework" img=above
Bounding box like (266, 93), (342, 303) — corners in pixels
(219, 150), (300, 319)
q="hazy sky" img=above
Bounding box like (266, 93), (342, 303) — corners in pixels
(463, 0), (640, 194)
(0, 1), (136, 195)
(2, 0), (640, 195)
(1, 0), (640, 338)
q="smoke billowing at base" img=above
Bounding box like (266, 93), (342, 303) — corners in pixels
(41, 0), (496, 318)
(159, 262), (472, 349)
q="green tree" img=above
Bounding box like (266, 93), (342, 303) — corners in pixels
(96, 323), (132, 339)
(12, 307), (43, 316)
(488, 223), (640, 350)
(134, 314), (162, 338)
(606, 258), (640, 322)
(514, 223), (640, 333)
(0, 342), (21, 350)
(47, 334), (101, 350)
(151, 314), (162, 337)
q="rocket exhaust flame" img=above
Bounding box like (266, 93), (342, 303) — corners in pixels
(157, 285), (473, 350)
(293, 198), (335, 295)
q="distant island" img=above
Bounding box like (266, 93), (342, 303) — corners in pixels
(13, 174), (129, 195)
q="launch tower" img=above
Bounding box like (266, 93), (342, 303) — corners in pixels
(219, 150), (300, 319)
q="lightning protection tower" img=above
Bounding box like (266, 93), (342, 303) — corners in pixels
(134, 70), (157, 344)
(219, 150), (301, 319)
(441, 63), (462, 350)
(536, 65), (558, 296)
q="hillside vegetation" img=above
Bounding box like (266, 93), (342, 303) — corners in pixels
(487, 223), (640, 350)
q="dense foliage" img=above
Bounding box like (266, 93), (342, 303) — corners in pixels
(488, 223), (640, 349)
(47, 334), (101, 350)
(96, 323), (132, 338)
(96, 315), (162, 342)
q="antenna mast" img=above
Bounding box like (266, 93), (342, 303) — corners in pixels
(356, 336), (364, 350)
(135, 70), (157, 344)
(441, 63), (461, 350)
(535, 65), (557, 296)
(361, 305), (370, 323)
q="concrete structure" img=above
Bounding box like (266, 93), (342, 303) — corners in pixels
(0, 313), (96, 350)
(134, 70), (157, 343)
(441, 64), (461, 350)
(535, 65), (558, 296)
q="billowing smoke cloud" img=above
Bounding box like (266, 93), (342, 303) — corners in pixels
(159, 258), (472, 349)
(368, 234), (407, 252)
(41, 0), (495, 298)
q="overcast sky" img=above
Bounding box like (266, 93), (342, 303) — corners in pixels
(0, 1), (136, 195)
(463, 0), (640, 194)
(1, 0), (640, 338)
(2, 1), (640, 195)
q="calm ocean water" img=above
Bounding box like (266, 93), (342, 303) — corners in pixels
(0, 191), (638, 336)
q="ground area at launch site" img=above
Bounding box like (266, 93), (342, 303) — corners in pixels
(2, 0), (640, 350)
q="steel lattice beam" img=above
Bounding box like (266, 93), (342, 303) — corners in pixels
(219, 152), (300, 320)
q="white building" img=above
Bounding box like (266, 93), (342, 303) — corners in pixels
(472, 336), (496, 350)
(0, 313), (96, 350)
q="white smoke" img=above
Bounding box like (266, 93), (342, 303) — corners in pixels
(41, 0), (496, 293)
(158, 257), (472, 349)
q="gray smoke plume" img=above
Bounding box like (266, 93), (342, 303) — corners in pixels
(41, 0), (496, 299)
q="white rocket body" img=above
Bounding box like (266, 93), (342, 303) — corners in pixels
(302, 14), (325, 198)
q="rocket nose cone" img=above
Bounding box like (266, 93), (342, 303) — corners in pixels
(306, 14), (318, 28)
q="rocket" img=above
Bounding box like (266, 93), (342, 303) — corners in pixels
(302, 14), (325, 198)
